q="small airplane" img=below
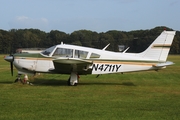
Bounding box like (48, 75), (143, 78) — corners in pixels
(4, 30), (176, 86)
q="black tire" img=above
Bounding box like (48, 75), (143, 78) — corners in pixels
(67, 78), (71, 86)
(14, 79), (18, 83)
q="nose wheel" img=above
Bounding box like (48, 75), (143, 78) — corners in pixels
(14, 74), (24, 84)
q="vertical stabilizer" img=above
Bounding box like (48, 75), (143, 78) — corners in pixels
(140, 31), (176, 62)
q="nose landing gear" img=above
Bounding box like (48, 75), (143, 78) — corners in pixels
(14, 74), (24, 84)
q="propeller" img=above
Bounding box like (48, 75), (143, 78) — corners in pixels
(10, 54), (14, 76)
(4, 54), (14, 76)
(4, 36), (15, 76)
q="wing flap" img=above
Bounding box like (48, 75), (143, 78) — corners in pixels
(52, 58), (93, 74)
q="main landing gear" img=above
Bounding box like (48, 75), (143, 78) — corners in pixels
(67, 72), (79, 86)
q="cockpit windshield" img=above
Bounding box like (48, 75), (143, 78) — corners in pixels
(41, 45), (56, 56)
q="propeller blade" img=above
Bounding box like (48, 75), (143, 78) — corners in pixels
(10, 62), (13, 76)
(10, 55), (14, 76)
(4, 55), (14, 76)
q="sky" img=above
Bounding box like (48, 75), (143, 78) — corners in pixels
(0, 0), (179, 33)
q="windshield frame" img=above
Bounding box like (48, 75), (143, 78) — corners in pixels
(41, 45), (57, 56)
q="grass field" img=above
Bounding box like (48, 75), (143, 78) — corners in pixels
(0, 55), (180, 120)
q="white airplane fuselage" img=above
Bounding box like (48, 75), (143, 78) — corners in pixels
(13, 45), (157, 75)
(5, 30), (176, 86)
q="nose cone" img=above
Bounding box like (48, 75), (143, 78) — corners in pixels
(4, 56), (14, 62)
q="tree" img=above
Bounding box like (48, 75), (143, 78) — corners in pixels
(69, 30), (99, 47)
(0, 30), (13, 53)
(0, 26), (179, 54)
(98, 32), (114, 51)
(47, 30), (68, 46)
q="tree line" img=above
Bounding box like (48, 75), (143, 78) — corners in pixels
(0, 26), (179, 54)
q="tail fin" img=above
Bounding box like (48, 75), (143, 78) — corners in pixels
(140, 30), (176, 62)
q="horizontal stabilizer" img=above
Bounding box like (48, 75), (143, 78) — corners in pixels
(153, 61), (174, 68)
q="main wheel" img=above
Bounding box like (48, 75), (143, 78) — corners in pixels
(67, 78), (70, 86)
(74, 83), (78, 86)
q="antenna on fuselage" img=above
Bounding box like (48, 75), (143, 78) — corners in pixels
(122, 47), (130, 53)
(61, 42), (64, 45)
(102, 43), (110, 50)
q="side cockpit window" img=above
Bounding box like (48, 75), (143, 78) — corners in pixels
(75, 50), (88, 59)
(90, 53), (100, 58)
(53, 48), (73, 58)
(52, 48), (88, 59)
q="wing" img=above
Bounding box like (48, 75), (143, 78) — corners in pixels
(50, 58), (93, 75)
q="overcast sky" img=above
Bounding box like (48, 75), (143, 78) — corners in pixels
(0, 0), (179, 33)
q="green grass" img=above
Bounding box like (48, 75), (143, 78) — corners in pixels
(0, 55), (180, 120)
